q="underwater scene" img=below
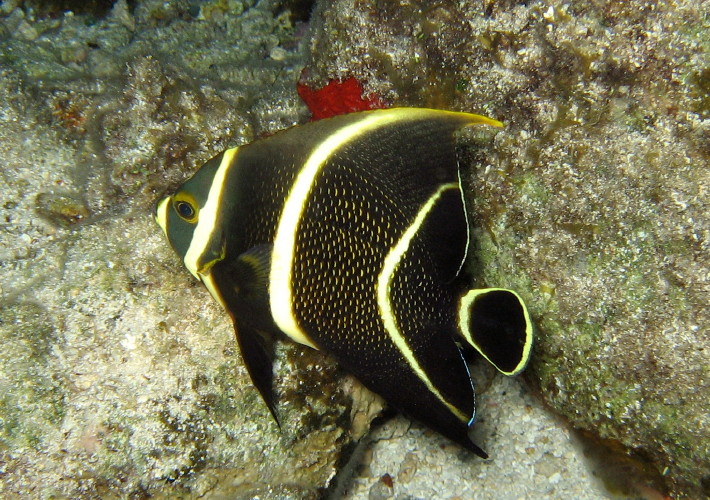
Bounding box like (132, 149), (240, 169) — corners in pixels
(0, 0), (707, 499)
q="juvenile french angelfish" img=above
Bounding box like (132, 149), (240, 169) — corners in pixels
(155, 107), (533, 458)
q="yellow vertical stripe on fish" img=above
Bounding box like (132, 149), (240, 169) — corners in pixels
(184, 148), (238, 279)
(270, 110), (413, 350)
(377, 182), (470, 423)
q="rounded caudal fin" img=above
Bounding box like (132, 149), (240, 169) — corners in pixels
(457, 288), (533, 376)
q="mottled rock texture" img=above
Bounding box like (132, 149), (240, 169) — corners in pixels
(0, 1), (366, 498)
(2, 0), (707, 498)
(305, 0), (708, 498)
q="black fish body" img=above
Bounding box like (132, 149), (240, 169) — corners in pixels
(156, 108), (533, 457)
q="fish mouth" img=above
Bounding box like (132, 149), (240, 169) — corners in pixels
(197, 257), (221, 278)
(189, 256), (221, 281)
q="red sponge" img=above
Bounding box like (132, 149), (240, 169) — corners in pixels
(297, 76), (387, 120)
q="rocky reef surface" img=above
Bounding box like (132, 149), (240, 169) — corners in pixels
(0, 0), (707, 499)
(0, 1), (362, 498)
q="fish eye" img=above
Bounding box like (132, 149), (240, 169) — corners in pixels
(172, 193), (199, 223)
(176, 201), (195, 219)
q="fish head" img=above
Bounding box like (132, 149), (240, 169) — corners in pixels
(155, 152), (230, 281)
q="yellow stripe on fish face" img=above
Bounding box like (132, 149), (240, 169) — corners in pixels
(377, 182), (471, 424)
(184, 148), (239, 280)
(270, 109), (418, 350)
(155, 196), (171, 237)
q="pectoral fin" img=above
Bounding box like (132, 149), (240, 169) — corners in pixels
(231, 244), (272, 317)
